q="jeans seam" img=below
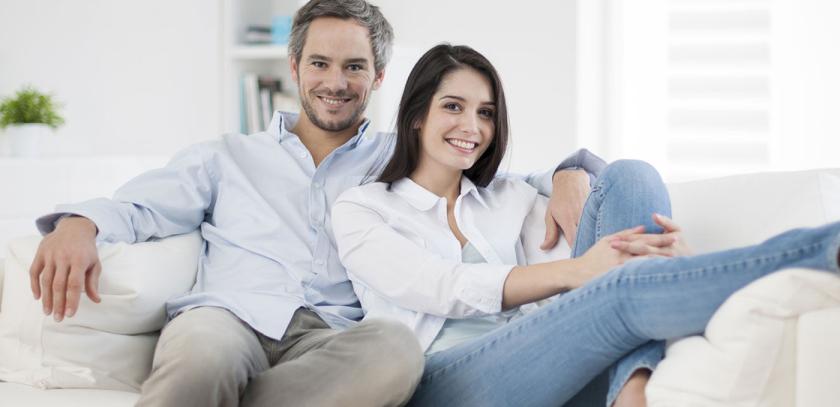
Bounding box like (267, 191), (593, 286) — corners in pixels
(616, 241), (827, 286)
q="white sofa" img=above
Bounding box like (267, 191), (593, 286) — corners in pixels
(1, 168), (839, 406)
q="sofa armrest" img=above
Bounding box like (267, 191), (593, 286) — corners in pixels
(0, 260), (4, 312)
(796, 307), (840, 406)
(646, 269), (840, 406)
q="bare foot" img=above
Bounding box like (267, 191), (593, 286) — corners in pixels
(613, 369), (650, 407)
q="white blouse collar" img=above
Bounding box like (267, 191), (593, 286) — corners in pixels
(390, 176), (489, 212)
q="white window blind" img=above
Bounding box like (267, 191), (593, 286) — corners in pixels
(602, 0), (778, 181)
(666, 0), (774, 178)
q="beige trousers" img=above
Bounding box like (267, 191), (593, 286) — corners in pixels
(136, 307), (424, 407)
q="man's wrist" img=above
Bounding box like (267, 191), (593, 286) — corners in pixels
(56, 215), (98, 236)
(552, 168), (588, 184)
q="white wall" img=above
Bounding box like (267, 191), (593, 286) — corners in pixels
(372, 0), (580, 174)
(774, 0), (840, 171)
(0, 0), (221, 157)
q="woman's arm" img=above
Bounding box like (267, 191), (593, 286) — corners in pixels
(333, 190), (647, 316)
(502, 225), (644, 309)
(333, 196), (513, 318)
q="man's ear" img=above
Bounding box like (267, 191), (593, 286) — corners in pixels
(372, 68), (385, 90)
(290, 56), (300, 84)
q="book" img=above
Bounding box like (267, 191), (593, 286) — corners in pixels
(241, 74), (298, 133)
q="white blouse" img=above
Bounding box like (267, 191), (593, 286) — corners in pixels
(331, 176), (570, 351)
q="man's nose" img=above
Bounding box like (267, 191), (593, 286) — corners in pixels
(322, 67), (348, 91)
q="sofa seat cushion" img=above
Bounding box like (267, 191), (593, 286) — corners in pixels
(646, 268), (840, 406)
(0, 382), (138, 406)
(0, 232), (201, 391)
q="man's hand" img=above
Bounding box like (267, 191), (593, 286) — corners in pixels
(541, 169), (590, 250)
(29, 216), (102, 322)
(609, 214), (693, 257)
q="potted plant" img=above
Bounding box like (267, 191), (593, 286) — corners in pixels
(0, 86), (64, 157)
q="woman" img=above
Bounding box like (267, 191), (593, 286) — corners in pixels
(331, 44), (840, 407)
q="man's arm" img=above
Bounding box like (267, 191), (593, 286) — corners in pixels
(30, 142), (217, 322)
(519, 148), (608, 249)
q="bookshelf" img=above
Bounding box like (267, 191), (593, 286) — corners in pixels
(220, 0), (302, 135)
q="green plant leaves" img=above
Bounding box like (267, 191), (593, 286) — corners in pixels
(0, 85), (65, 130)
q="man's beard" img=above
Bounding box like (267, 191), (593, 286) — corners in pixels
(299, 87), (368, 132)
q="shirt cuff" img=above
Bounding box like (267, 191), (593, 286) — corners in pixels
(36, 198), (132, 243)
(455, 263), (514, 315)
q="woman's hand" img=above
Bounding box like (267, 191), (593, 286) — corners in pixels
(609, 214), (693, 258)
(573, 226), (644, 287)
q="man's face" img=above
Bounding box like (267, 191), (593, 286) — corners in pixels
(291, 17), (384, 132)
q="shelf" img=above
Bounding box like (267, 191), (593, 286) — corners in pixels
(229, 45), (289, 60)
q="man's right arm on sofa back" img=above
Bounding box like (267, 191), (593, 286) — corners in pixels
(29, 142), (217, 323)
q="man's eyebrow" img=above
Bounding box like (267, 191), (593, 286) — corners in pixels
(307, 55), (369, 65)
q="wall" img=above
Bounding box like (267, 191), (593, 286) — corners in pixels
(0, 0), (581, 173)
(372, 0), (580, 174)
(0, 0), (221, 157)
(774, 0), (840, 171)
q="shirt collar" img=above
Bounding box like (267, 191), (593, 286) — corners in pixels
(268, 111), (372, 149)
(391, 176), (489, 212)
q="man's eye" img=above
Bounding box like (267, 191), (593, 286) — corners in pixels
(312, 61), (327, 68)
(347, 64), (363, 72)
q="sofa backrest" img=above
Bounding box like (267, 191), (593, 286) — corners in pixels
(668, 168), (840, 254)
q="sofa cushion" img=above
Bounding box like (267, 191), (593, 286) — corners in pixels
(0, 382), (138, 406)
(669, 170), (840, 254)
(0, 232), (201, 391)
(646, 269), (840, 406)
(0, 261), (4, 312)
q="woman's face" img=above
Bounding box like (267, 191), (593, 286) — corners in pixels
(416, 68), (496, 175)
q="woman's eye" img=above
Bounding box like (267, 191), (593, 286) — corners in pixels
(444, 103), (461, 112)
(479, 109), (495, 118)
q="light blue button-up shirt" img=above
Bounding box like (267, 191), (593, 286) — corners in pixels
(36, 111), (600, 340)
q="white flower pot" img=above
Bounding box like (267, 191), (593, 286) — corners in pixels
(3, 124), (51, 157)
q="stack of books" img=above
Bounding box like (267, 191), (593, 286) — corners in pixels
(240, 74), (298, 134)
(244, 25), (272, 44)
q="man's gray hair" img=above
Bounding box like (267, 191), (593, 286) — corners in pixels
(288, 0), (394, 73)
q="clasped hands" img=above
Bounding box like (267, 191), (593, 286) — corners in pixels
(609, 213), (692, 258)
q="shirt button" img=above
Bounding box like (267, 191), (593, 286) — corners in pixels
(315, 259), (325, 265)
(313, 182), (322, 189)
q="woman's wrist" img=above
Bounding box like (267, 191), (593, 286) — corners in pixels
(553, 258), (587, 291)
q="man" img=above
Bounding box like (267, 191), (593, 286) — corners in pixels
(28, 0), (603, 405)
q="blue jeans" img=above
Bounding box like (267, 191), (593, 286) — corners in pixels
(408, 160), (840, 407)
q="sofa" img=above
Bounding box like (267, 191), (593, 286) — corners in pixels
(1, 168), (839, 406)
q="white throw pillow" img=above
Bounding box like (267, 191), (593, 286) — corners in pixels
(0, 232), (201, 391)
(646, 269), (840, 407)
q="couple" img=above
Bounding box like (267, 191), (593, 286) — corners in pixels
(27, 1), (840, 407)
